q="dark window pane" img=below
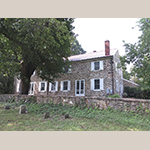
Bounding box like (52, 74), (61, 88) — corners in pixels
(94, 62), (99, 70)
(81, 80), (84, 89)
(51, 82), (56, 91)
(41, 83), (45, 91)
(94, 79), (100, 89)
(63, 81), (68, 90)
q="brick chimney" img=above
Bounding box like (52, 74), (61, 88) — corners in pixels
(105, 40), (110, 56)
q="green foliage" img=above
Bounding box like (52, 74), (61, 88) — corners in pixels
(2, 99), (150, 130)
(0, 73), (14, 94)
(124, 86), (150, 99)
(123, 18), (150, 90)
(71, 37), (86, 55)
(107, 94), (121, 98)
(0, 18), (75, 94)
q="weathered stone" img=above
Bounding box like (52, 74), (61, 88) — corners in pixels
(4, 105), (10, 109)
(64, 113), (69, 119)
(44, 112), (49, 119)
(19, 105), (26, 114)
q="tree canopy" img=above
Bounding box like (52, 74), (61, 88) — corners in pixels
(0, 18), (75, 94)
(123, 18), (150, 89)
(71, 37), (86, 55)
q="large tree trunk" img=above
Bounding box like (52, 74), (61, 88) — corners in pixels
(20, 62), (36, 95)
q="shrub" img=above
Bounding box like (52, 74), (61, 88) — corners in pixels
(107, 94), (120, 98)
(124, 87), (150, 99)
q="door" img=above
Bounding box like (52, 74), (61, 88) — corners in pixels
(75, 79), (85, 96)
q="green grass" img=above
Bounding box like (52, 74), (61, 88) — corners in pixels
(1, 101), (150, 131)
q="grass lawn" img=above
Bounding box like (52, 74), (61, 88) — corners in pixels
(1, 101), (150, 131)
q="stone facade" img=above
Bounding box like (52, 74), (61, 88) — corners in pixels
(15, 40), (124, 97)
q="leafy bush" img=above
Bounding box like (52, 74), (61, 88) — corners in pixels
(124, 87), (150, 99)
(107, 94), (120, 98)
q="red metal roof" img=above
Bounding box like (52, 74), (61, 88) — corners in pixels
(68, 49), (118, 61)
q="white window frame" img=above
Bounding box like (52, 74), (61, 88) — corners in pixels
(91, 61), (103, 71)
(60, 80), (71, 92)
(91, 78), (104, 91)
(39, 81), (47, 92)
(75, 79), (85, 96)
(49, 81), (58, 92)
(28, 82), (35, 95)
(16, 80), (20, 93)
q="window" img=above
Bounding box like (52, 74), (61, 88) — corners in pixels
(63, 65), (71, 73)
(75, 79), (85, 96)
(16, 81), (20, 93)
(91, 61), (103, 71)
(49, 81), (58, 92)
(91, 78), (104, 91)
(28, 82), (35, 95)
(39, 81), (47, 92)
(60, 80), (71, 92)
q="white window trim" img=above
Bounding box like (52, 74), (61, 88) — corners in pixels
(49, 81), (58, 92)
(16, 80), (21, 93)
(39, 81), (47, 92)
(28, 82), (35, 95)
(75, 79), (85, 96)
(91, 78), (104, 91)
(60, 80), (71, 92)
(91, 61), (103, 71)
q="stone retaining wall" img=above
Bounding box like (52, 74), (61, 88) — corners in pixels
(0, 94), (150, 112)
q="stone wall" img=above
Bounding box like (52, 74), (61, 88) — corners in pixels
(1, 94), (150, 112)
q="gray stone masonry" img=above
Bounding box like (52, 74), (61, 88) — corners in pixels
(30, 55), (119, 97)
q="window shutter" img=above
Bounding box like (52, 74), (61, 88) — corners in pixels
(91, 62), (94, 71)
(39, 82), (41, 92)
(100, 61), (103, 70)
(60, 81), (63, 91)
(45, 82), (47, 92)
(56, 81), (58, 91)
(100, 78), (104, 90)
(49, 83), (51, 91)
(68, 81), (71, 91)
(91, 79), (94, 90)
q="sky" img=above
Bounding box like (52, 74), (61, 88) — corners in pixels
(72, 18), (142, 56)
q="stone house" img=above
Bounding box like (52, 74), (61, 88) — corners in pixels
(15, 40), (124, 97)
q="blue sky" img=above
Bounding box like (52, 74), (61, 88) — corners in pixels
(72, 18), (142, 56)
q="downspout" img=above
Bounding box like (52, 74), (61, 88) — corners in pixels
(110, 57), (114, 95)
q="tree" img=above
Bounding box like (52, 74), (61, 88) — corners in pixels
(71, 37), (86, 55)
(0, 18), (75, 94)
(0, 73), (14, 94)
(123, 18), (150, 89)
(119, 55), (131, 80)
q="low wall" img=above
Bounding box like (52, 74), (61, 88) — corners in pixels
(1, 94), (150, 112)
